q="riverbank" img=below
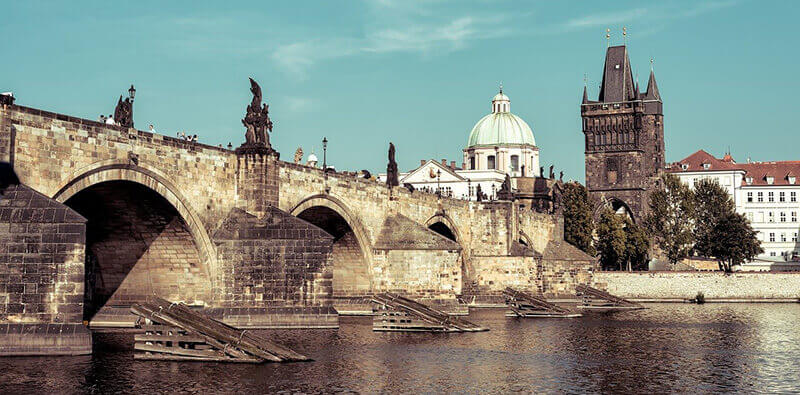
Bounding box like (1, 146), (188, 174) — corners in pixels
(594, 271), (800, 301)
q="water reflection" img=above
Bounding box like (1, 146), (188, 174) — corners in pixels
(1, 304), (799, 393)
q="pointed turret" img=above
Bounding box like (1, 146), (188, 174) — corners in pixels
(582, 85), (589, 104)
(644, 69), (661, 101)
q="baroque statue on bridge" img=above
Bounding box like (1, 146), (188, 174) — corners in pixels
(386, 142), (399, 187)
(241, 77), (274, 151)
(114, 95), (134, 128)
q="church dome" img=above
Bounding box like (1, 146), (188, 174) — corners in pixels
(467, 88), (535, 148)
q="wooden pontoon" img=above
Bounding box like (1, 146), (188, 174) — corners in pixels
(503, 288), (582, 318)
(371, 293), (487, 332)
(130, 297), (310, 363)
(575, 284), (645, 313)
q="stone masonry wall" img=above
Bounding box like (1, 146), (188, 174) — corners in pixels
(0, 185), (85, 324)
(1, 104), (238, 237)
(213, 207), (334, 307)
(594, 271), (800, 300)
(372, 249), (461, 299)
(468, 256), (538, 294)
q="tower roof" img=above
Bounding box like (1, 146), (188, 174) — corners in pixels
(644, 69), (661, 101)
(598, 45), (636, 103)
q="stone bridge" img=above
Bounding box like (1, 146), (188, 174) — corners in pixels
(0, 102), (594, 353)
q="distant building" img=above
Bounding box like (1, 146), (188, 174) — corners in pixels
(669, 150), (800, 270)
(581, 45), (665, 222)
(380, 87), (542, 201)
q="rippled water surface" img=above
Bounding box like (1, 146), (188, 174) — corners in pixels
(2, 304), (800, 394)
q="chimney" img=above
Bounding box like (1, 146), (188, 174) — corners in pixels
(420, 159), (426, 166)
(441, 159), (447, 166)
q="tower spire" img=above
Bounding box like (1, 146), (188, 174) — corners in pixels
(582, 73), (589, 104)
(606, 28), (610, 47)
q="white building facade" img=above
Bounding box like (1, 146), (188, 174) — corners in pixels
(379, 87), (540, 201)
(670, 150), (800, 270)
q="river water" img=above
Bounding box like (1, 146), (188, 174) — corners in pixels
(2, 303), (799, 394)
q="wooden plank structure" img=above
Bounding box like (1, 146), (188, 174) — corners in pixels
(130, 297), (310, 363)
(503, 288), (582, 318)
(371, 293), (487, 332)
(575, 284), (645, 313)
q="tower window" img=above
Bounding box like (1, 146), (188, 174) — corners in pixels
(510, 155), (519, 172)
(487, 155), (496, 170)
(470, 156), (476, 170)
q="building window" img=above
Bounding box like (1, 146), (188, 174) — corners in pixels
(487, 155), (496, 170)
(510, 155), (519, 172)
(745, 177), (753, 185)
(781, 212), (787, 222)
(780, 192), (786, 202)
(681, 163), (688, 170)
(746, 212), (754, 222)
(768, 212), (774, 223)
(768, 192), (774, 202)
(793, 233), (798, 242)
(791, 192), (797, 202)
(747, 192), (753, 202)
(758, 192), (763, 202)
(781, 233), (787, 242)
(792, 212), (797, 222)
(470, 156), (476, 170)
(766, 176), (775, 185)
(702, 163), (710, 169)
(770, 251), (777, 257)
(770, 233), (775, 242)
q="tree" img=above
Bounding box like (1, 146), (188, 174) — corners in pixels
(596, 209), (627, 270)
(562, 182), (595, 255)
(710, 212), (763, 272)
(644, 173), (695, 265)
(693, 178), (735, 257)
(623, 219), (650, 271)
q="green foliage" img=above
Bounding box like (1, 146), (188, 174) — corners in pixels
(710, 212), (764, 272)
(562, 182), (596, 255)
(645, 173), (695, 265)
(623, 219), (650, 271)
(693, 178), (735, 257)
(596, 209), (627, 270)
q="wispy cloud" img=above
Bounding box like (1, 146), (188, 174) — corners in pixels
(273, 13), (514, 79)
(564, 8), (649, 30)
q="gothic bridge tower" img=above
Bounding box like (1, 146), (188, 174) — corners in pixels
(581, 45), (664, 222)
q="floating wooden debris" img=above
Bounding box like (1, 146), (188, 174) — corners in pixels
(130, 297), (310, 363)
(371, 293), (487, 332)
(503, 288), (582, 318)
(575, 284), (645, 313)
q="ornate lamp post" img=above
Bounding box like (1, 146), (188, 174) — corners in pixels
(127, 85), (136, 127)
(322, 137), (328, 170)
(467, 178), (472, 200)
(436, 169), (441, 197)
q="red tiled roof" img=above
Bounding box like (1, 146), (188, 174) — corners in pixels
(668, 150), (800, 186)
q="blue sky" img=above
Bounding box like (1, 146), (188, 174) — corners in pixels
(2, 1), (797, 181)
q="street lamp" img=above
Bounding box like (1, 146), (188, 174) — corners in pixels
(128, 85), (136, 100)
(467, 178), (472, 200)
(436, 169), (441, 197)
(322, 137), (328, 170)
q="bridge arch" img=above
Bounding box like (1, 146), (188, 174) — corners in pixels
(53, 162), (216, 319)
(290, 194), (374, 296)
(425, 213), (462, 243)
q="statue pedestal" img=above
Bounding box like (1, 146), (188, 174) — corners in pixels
(236, 143), (280, 217)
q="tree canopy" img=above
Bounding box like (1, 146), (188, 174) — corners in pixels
(693, 178), (735, 257)
(562, 182), (595, 255)
(644, 173), (695, 264)
(596, 209), (627, 270)
(710, 212), (763, 272)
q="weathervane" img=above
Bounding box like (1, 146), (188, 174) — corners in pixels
(606, 28), (610, 47)
(499, 82), (503, 94)
(650, 57), (655, 71)
(623, 27), (627, 45)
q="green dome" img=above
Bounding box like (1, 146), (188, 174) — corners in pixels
(467, 110), (535, 148)
(467, 89), (535, 148)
